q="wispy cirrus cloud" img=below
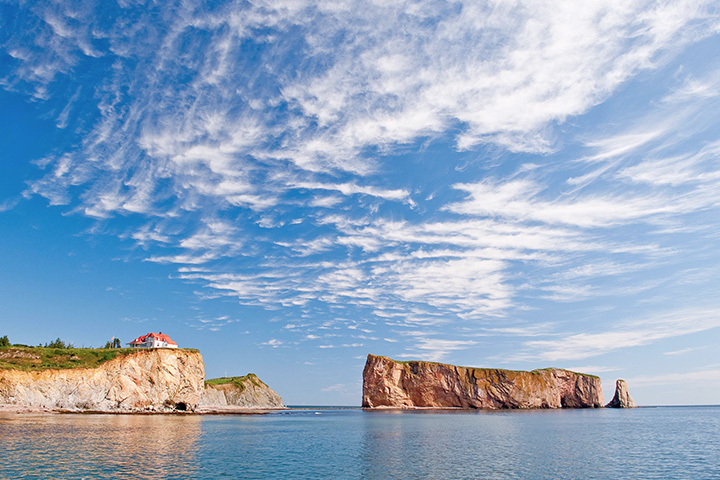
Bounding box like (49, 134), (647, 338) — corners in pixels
(397, 336), (478, 362)
(628, 368), (720, 387)
(13, 0), (719, 217)
(663, 346), (705, 356)
(511, 307), (720, 362)
(3, 0), (720, 348)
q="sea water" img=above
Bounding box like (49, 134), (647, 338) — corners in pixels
(1, 406), (718, 479)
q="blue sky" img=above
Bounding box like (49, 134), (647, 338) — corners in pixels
(1, 0), (720, 405)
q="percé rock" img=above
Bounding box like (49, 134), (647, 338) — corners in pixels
(0, 349), (204, 412)
(199, 374), (284, 409)
(362, 354), (603, 409)
(605, 379), (636, 408)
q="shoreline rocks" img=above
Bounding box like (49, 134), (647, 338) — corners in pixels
(362, 354), (604, 409)
(0, 350), (283, 414)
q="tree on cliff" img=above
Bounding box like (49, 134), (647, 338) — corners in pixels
(0, 335), (9, 347)
(104, 338), (121, 349)
(45, 338), (73, 349)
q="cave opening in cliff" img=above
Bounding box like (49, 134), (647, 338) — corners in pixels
(175, 402), (187, 411)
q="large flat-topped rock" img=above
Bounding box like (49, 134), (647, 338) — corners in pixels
(362, 354), (603, 409)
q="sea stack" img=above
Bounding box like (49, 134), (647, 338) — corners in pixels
(605, 379), (636, 408)
(362, 354), (604, 409)
(199, 374), (284, 409)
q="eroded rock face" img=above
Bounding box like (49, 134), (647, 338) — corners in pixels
(362, 354), (603, 409)
(605, 379), (636, 408)
(0, 349), (204, 412)
(200, 374), (284, 408)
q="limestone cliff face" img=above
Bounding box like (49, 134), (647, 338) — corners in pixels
(605, 379), (636, 408)
(200, 374), (284, 409)
(0, 349), (204, 412)
(362, 354), (603, 409)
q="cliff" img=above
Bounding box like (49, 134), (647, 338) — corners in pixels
(0, 349), (204, 412)
(362, 354), (603, 409)
(199, 374), (284, 409)
(605, 379), (636, 408)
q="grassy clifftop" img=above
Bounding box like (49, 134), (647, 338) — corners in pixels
(369, 354), (600, 379)
(205, 373), (267, 391)
(0, 346), (199, 371)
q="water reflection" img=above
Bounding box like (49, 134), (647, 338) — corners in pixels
(358, 407), (720, 480)
(0, 414), (202, 479)
(1, 407), (717, 479)
(359, 409), (607, 480)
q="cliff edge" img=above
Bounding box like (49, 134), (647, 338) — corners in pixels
(0, 349), (204, 412)
(362, 354), (603, 409)
(199, 374), (284, 409)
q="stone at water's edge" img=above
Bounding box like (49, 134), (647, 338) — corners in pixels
(199, 374), (284, 409)
(362, 354), (604, 409)
(0, 349), (204, 412)
(605, 379), (636, 408)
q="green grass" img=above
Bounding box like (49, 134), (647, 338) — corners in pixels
(531, 366), (599, 379)
(0, 346), (199, 371)
(205, 373), (266, 391)
(369, 354), (599, 379)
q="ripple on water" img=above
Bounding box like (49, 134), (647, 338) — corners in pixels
(0, 407), (718, 479)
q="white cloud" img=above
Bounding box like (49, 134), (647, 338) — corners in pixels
(618, 140), (720, 187)
(56, 87), (81, 129)
(261, 338), (283, 348)
(289, 180), (410, 202)
(147, 252), (220, 265)
(4, 0), (720, 354)
(309, 196), (343, 208)
(0, 198), (20, 212)
(398, 337), (478, 362)
(481, 323), (556, 337)
(186, 315), (239, 331)
(13, 0), (718, 221)
(446, 179), (684, 228)
(663, 75), (720, 103)
(628, 368), (720, 387)
(321, 381), (362, 398)
(663, 347), (705, 356)
(516, 307), (720, 361)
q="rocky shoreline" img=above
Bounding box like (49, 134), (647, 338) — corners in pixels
(0, 404), (285, 415)
(1, 348), (638, 412)
(0, 348), (284, 413)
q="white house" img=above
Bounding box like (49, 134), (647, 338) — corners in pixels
(128, 332), (178, 349)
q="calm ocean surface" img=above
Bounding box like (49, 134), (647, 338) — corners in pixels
(1, 406), (718, 479)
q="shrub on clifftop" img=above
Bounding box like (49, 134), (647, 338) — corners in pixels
(45, 338), (73, 349)
(0, 336), (9, 347)
(103, 338), (121, 349)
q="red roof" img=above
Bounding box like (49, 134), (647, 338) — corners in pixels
(129, 332), (178, 346)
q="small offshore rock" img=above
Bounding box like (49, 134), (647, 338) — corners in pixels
(605, 379), (636, 408)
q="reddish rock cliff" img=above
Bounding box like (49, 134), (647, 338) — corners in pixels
(362, 354), (603, 409)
